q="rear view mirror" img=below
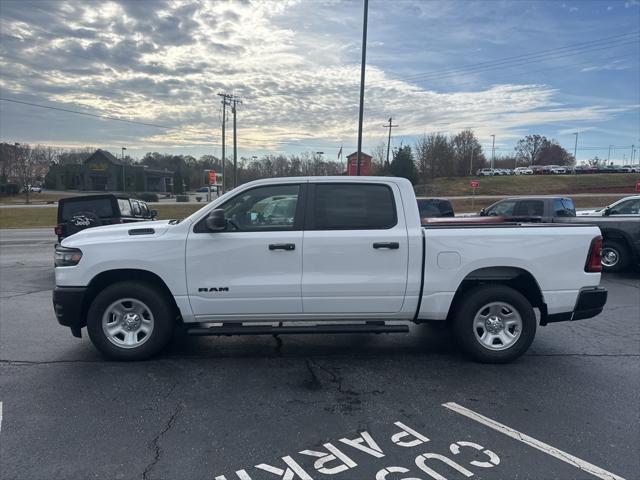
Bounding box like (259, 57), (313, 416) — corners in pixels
(603, 207), (611, 216)
(480, 208), (487, 216)
(205, 209), (227, 231)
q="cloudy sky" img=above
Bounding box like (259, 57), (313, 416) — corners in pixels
(0, 0), (638, 163)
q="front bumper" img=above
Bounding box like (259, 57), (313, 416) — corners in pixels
(52, 286), (87, 338)
(542, 287), (608, 325)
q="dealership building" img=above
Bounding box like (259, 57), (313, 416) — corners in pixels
(47, 149), (174, 192)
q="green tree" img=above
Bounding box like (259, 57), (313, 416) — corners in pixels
(390, 145), (417, 184)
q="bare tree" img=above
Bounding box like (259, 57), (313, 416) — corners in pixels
(14, 144), (47, 203)
(514, 135), (551, 166)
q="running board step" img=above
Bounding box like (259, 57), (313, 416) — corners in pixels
(186, 323), (409, 336)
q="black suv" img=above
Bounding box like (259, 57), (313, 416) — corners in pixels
(55, 194), (156, 242)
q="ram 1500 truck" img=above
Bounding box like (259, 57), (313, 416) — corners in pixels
(53, 177), (607, 363)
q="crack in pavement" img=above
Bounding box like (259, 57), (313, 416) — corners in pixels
(0, 359), (108, 366)
(0, 288), (51, 299)
(142, 404), (182, 480)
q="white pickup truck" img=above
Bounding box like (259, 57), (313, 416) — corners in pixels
(53, 176), (607, 363)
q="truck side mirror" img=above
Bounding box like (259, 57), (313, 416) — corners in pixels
(205, 209), (227, 231)
(480, 208), (487, 216)
(602, 207), (611, 216)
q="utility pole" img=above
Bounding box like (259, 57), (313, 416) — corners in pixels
(469, 145), (475, 176)
(573, 132), (578, 161)
(231, 97), (242, 189)
(632, 144), (636, 166)
(356, 0), (369, 175)
(218, 93), (233, 192)
(121, 147), (127, 192)
(383, 117), (398, 167)
(490, 134), (496, 169)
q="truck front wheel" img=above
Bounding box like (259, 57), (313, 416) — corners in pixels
(87, 281), (175, 360)
(453, 285), (536, 363)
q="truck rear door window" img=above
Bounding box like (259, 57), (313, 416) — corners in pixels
(312, 184), (396, 230)
(514, 200), (544, 217)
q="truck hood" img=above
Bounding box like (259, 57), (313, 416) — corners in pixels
(61, 220), (175, 247)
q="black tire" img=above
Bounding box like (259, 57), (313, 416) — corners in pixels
(452, 285), (536, 363)
(87, 281), (175, 360)
(601, 240), (630, 273)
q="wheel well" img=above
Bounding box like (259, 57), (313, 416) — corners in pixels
(81, 269), (181, 327)
(447, 267), (544, 320)
(601, 230), (630, 248)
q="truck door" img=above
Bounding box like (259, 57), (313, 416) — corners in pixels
(301, 182), (409, 314)
(186, 183), (305, 317)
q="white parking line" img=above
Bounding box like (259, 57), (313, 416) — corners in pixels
(443, 402), (625, 480)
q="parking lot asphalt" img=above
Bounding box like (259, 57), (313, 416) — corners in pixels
(0, 229), (638, 480)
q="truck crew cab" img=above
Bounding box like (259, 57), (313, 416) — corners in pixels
(53, 177), (606, 363)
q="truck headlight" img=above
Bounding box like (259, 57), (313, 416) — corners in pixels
(55, 246), (83, 267)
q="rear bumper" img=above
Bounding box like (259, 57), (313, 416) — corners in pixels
(52, 286), (87, 338)
(542, 287), (608, 325)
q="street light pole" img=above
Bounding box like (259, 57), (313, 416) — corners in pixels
(469, 145), (475, 176)
(356, 0), (369, 176)
(121, 147), (127, 193)
(490, 134), (495, 169)
(573, 132), (578, 161)
(608, 144), (613, 164)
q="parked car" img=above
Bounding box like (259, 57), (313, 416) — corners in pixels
(482, 196), (640, 271)
(22, 184), (42, 193)
(549, 165), (567, 174)
(55, 194), (157, 242)
(477, 168), (495, 176)
(53, 176), (607, 363)
(417, 198), (454, 223)
(574, 165), (599, 174)
(514, 167), (534, 175)
(620, 166), (640, 173)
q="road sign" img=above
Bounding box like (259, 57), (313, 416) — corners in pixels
(636, 181), (640, 193)
(208, 170), (217, 185)
(470, 180), (479, 188)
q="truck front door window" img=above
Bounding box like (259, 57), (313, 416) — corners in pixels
(221, 185), (300, 230)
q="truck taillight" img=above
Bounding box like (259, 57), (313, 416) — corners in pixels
(585, 236), (603, 273)
(54, 225), (64, 236)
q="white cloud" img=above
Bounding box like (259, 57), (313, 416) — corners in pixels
(0, 0), (634, 154)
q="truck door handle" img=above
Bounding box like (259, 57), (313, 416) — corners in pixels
(373, 242), (399, 249)
(269, 243), (296, 251)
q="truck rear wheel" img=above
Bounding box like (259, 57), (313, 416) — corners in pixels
(601, 240), (630, 272)
(453, 285), (536, 363)
(87, 281), (175, 360)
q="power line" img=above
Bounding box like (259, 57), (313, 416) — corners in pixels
(0, 97), (177, 130)
(387, 30), (640, 83)
(251, 31), (639, 101)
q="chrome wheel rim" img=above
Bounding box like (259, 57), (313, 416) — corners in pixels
(102, 298), (154, 349)
(473, 302), (522, 351)
(601, 248), (618, 267)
